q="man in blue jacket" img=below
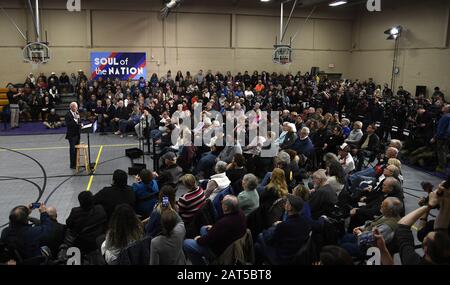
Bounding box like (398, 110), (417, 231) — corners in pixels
(431, 105), (450, 173)
(0, 203), (53, 260)
(293, 127), (315, 157)
(255, 194), (311, 265)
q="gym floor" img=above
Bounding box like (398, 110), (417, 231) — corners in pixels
(0, 133), (443, 239)
(0, 133), (151, 227)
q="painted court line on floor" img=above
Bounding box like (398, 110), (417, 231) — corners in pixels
(0, 143), (138, 152)
(86, 145), (104, 191)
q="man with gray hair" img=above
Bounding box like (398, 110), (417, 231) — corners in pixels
(349, 146), (399, 185)
(340, 197), (403, 257)
(275, 151), (291, 168)
(349, 177), (404, 231)
(293, 127), (314, 157)
(238, 174), (260, 216)
(309, 169), (338, 219)
(389, 139), (403, 152)
(205, 161), (231, 200)
(183, 194), (246, 265)
(65, 102), (82, 169)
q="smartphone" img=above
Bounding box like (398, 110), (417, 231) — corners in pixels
(162, 196), (169, 208)
(358, 231), (375, 247)
(31, 202), (41, 209)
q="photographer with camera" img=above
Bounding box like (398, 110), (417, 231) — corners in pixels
(0, 202), (53, 260)
(393, 180), (450, 265)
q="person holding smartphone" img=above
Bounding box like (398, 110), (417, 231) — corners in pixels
(0, 202), (53, 260)
(6, 85), (22, 129)
(150, 208), (186, 265)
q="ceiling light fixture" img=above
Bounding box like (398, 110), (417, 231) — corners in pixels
(329, 1), (347, 7)
(384, 25), (403, 40)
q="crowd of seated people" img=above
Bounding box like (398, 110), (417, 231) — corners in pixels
(4, 69), (449, 171)
(3, 71), (80, 128)
(1, 153), (449, 265)
(1, 68), (450, 265)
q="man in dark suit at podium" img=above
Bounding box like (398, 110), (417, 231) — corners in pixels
(65, 102), (82, 169)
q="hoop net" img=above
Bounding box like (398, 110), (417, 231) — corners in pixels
(31, 59), (40, 70)
(279, 58), (292, 66)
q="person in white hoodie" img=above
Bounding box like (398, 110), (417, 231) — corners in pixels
(205, 161), (231, 201)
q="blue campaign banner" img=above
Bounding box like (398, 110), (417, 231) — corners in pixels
(90, 52), (146, 80)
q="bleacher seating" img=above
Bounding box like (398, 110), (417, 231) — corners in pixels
(0, 88), (8, 113)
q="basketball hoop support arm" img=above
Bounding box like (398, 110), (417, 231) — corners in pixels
(280, 0), (298, 44)
(26, 0), (41, 42)
(0, 7), (27, 41)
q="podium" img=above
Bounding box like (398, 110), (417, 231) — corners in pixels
(81, 121), (97, 174)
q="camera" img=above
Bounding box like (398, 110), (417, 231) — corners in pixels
(31, 202), (41, 209)
(358, 231), (375, 247)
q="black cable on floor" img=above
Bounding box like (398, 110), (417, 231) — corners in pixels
(96, 155), (127, 166)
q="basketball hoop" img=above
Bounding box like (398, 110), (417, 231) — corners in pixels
(23, 42), (51, 67)
(273, 44), (292, 65)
